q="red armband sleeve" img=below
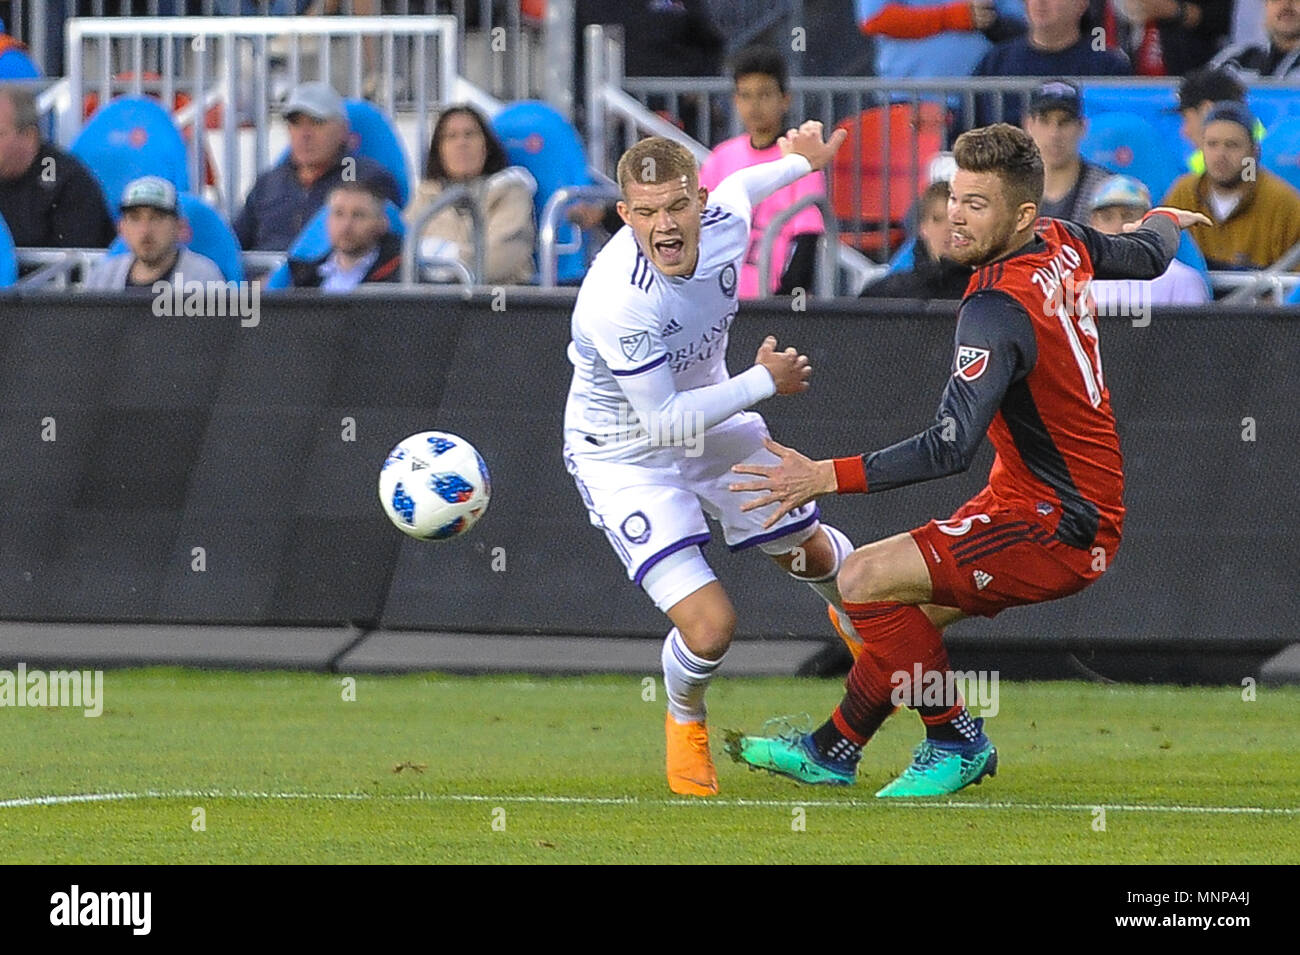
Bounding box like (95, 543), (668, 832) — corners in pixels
(1142, 209), (1180, 227)
(833, 455), (869, 494)
(861, 2), (975, 39)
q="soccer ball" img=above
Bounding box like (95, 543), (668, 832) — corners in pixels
(378, 431), (491, 540)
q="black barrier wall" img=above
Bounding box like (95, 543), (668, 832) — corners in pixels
(0, 292), (1295, 648)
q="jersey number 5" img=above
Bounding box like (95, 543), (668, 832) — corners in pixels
(1055, 301), (1104, 408)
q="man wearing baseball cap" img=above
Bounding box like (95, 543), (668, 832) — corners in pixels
(1168, 68), (1264, 174)
(1023, 80), (1112, 224)
(83, 176), (224, 290)
(1162, 100), (1300, 270)
(233, 80), (401, 252)
(1088, 174), (1208, 309)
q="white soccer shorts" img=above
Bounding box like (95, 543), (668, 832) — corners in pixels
(564, 411), (821, 611)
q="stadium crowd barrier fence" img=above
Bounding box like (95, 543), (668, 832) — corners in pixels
(0, 291), (1293, 674)
(63, 15), (460, 223)
(20, 0), (548, 103)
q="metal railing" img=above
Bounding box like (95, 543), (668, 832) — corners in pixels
(1221, 240), (1300, 303)
(756, 193), (837, 299)
(536, 182), (619, 288)
(20, 1), (557, 106)
(64, 15), (459, 223)
(402, 183), (484, 285)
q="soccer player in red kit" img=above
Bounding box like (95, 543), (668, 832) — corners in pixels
(726, 124), (1211, 796)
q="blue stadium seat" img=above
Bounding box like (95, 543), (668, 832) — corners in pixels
(71, 96), (190, 219)
(1247, 89), (1300, 135)
(1078, 86), (1186, 160)
(264, 198), (405, 289)
(1260, 118), (1300, 193)
(1173, 231), (1212, 298)
(0, 48), (40, 79)
(0, 214), (16, 287)
(107, 193), (244, 282)
(1080, 112), (1185, 204)
(1286, 283), (1300, 305)
(344, 99), (410, 206)
(491, 100), (590, 284)
(885, 237), (916, 274)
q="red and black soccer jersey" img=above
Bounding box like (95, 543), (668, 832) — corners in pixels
(834, 212), (1181, 552)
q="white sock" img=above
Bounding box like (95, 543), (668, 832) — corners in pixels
(661, 628), (722, 724)
(791, 524), (861, 646)
(791, 523), (854, 610)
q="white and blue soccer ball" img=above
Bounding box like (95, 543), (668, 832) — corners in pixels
(378, 431), (491, 541)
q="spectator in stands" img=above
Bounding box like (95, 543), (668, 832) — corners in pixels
(698, 46), (825, 298)
(411, 105), (536, 285)
(1172, 67), (1249, 174)
(84, 176), (224, 291)
(1162, 101), (1300, 269)
(860, 180), (974, 299)
(1087, 175), (1209, 307)
(288, 180), (401, 290)
(1023, 80), (1111, 223)
(973, 0), (1130, 127)
(1209, 0), (1300, 79)
(855, 0), (1028, 78)
(1092, 0), (1232, 76)
(0, 85), (114, 248)
(234, 81), (401, 251)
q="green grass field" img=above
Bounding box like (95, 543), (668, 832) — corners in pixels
(2, 669), (1297, 864)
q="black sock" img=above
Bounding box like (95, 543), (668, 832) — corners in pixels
(811, 719), (862, 765)
(920, 706), (980, 744)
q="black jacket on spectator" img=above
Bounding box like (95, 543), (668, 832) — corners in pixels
(860, 254), (973, 301)
(288, 231), (402, 288)
(0, 142), (115, 248)
(235, 150), (401, 252)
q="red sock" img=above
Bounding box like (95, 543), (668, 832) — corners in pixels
(834, 600), (949, 742)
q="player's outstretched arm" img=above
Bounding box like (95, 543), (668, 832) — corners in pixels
(1063, 207), (1211, 282)
(710, 121), (848, 219)
(730, 291), (1033, 528)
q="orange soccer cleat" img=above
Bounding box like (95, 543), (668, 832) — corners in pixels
(828, 604), (864, 661)
(665, 712), (719, 796)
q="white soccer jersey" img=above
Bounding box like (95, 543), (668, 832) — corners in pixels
(564, 153), (813, 464)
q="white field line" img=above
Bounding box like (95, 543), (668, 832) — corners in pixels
(1, 789), (1297, 815)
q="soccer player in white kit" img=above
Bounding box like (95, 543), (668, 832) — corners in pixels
(562, 123), (861, 795)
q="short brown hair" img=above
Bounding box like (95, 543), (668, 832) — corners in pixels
(953, 123), (1044, 210)
(616, 137), (698, 196)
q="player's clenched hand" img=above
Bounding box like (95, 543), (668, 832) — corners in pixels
(729, 438), (838, 529)
(754, 335), (811, 395)
(778, 120), (848, 173)
(1125, 207), (1213, 231)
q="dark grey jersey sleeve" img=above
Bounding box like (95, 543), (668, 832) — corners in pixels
(1057, 213), (1180, 281)
(860, 290), (1037, 493)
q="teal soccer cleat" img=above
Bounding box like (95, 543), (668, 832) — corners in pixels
(723, 717), (857, 786)
(875, 719), (998, 798)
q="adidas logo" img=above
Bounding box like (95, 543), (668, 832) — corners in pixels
(972, 569), (993, 591)
(663, 318), (684, 336)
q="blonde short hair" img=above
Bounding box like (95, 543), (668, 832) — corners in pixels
(616, 137), (698, 196)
